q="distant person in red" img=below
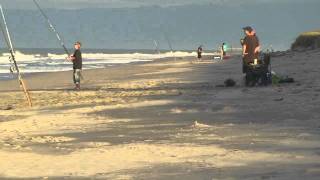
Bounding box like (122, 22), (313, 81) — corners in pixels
(242, 26), (260, 72)
(197, 45), (203, 61)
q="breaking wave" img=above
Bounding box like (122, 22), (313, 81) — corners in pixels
(0, 51), (214, 79)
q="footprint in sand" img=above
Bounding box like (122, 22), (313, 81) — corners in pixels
(192, 121), (211, 128)
(0, 105), (13, 110)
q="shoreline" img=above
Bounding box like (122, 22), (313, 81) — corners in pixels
(0, 55), (212, 92)
(0, 51), (220, 82)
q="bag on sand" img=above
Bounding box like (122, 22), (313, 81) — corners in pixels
(279, 77), (295, 84)
(272, 73), (295, 85)
(224, 79), (236, 87)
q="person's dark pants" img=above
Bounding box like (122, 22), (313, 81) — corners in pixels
(243, 55), (257, 86)
(242, 60), (247, 74)
(242, 59), (251, 74)
(198, 54), (202, 60)
(242, 55), (255, 73)
(73, 69), (81, 85)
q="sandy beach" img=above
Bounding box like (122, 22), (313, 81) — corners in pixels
(1, 50), (320, 179)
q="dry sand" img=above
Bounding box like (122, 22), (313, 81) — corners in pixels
(0, 52), (320, 179)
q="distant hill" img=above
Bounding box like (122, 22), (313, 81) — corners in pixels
(1, 2), (320, 50)
(291, 30), (320, 50)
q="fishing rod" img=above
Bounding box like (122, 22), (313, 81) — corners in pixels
(163, 31), (176, 61)
(0, 5), (32, 107)
(0, 6), (18, 72)
(152, 8), (174, 59)
(33, 1), (85, 80)
(33, 0), (70, 56)
(130, 12), (160, 55)
(164, 32), (173, 52)
(153, 40), (161, 55)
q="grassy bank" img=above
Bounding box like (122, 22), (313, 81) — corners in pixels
(291, 30), (320, 50)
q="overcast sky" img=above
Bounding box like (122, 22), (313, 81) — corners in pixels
(1, 0), (318, 9)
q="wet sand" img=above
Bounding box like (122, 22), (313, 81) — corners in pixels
(0, 52), (320, 179)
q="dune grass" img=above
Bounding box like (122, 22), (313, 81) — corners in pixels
(292, 30), (320, 50)
(301, 31), (320, 36)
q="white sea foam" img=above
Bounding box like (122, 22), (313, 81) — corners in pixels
(0, 51), (215, 75)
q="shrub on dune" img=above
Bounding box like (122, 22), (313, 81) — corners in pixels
(291, 30), (320, 50)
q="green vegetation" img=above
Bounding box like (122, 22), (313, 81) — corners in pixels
(301, 31), (320, 36)
(291, 30), (320, 50)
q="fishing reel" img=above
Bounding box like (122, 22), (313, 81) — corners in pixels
(8, 56), (16, 74)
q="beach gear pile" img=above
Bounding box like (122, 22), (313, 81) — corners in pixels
(244, 53), (272, 87)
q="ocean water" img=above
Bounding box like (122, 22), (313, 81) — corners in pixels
(0, 48), (213, 80)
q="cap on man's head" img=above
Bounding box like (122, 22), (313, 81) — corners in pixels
(75, 41), (81, 46)
(243, 26), (253, 32)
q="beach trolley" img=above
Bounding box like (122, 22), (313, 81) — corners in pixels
(245, 53), (272, 87)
